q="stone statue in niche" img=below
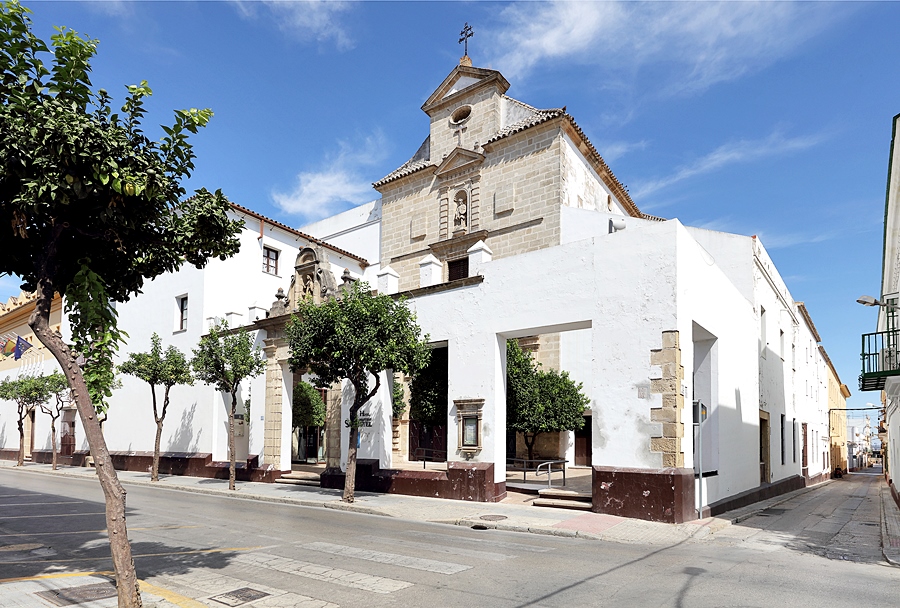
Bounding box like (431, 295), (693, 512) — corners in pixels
(453, 189), (468, 232)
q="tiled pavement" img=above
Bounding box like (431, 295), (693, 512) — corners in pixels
(2, 460), (899, 606)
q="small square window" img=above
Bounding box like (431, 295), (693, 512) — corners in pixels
(263, 247), (279, 275)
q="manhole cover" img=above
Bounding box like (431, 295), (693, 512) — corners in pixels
(762, 508), (786, 516)
(35, 582), (117, 607)
(210, 588), (271, 607)
(861, 522), (879, 527)
(480, 515), (508, 521)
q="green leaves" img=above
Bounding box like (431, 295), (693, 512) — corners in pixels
(191, 321), (265, 395)
(506, 340), (588, 435)
(119, 332), (192, 390)
(0, 371), (67, 413)
(285, 281), (431, 409)
(293, 380), (326, 428)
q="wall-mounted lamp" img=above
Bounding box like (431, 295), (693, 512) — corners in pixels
(609, 217), (626, 234)
(857, 295), (900, 309)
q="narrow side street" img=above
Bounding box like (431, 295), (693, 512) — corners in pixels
(703, 469), (887, 564)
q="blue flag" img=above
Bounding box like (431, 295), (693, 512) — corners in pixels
(13, 336), (32, 360)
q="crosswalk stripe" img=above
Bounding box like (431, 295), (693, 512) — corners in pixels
(361, 535), (515, 562)
(401, 529), (556, 552)
(300, 541), (472, 575)
(235, 552), (411, 594)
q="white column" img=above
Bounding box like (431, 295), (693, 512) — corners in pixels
(467, 240), (493, 277)
(377, 266), (400, 295)
(419, 254), (442, 288)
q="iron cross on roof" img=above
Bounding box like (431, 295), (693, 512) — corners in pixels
(459, 22), (473, 56)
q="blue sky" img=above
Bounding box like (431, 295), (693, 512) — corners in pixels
(3, 1), (899, 410)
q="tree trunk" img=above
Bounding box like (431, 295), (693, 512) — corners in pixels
(51, 419), (58, 470)
(17, 407), (25, 466)
(229, 391), (237, 491)
(344, 423), (359, 503)
(151, 385), (160, 482)
(524, 432), (539, 462)
(29, 280), (142, 608)
(153, 421), (163, 482)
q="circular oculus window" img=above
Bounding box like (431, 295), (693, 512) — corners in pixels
(450, 105), (472, 125)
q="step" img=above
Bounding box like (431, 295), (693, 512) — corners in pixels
(280, 472), (321, 481)
(532, 498), (593, 511)
(538, 488), (592, 501)
(275, 477), (320, 487)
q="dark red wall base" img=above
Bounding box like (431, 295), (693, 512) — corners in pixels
(592, 466), (695, 523)
(321, 459), (506, 502)
(7, 449), (286, 483)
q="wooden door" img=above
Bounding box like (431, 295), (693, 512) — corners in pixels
(574, 417), (592, 466)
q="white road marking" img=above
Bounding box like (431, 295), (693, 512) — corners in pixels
(402, 529), (556, 552)
(235, 552), (412, 594)
(300, 541), (472, 575)
(361, 535), (515, 562)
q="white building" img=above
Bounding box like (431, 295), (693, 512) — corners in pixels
(0, 57), (834, 522)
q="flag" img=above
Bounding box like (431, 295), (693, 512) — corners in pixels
(13, 336), (32, 360)
(0, 338), (14, 358)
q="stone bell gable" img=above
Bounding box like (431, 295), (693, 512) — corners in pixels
(373, 59), (653, 293)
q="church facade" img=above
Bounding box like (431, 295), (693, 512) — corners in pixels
(0, 57), (838, 522)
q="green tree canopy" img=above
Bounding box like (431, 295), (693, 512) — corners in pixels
(0, 372), (56, 465)
(0, 3), (242, 603)
(119, 332), (193, 481)
(192, 322), (265, 490)
(286, 281), (431, 502)
(506, 340), (589, 461)
(293, 380), (326, 429)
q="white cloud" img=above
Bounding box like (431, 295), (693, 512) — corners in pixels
(599, 139), (648, 163)
(488, 1), (847, 94)
(236, 1), (354, 50)
(272, 132), (385, 220)
(632, 130), (825, 198)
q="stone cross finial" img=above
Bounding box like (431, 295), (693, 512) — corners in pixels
(459, 22), (473, 57)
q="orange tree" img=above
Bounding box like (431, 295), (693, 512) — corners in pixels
(286, 282), (430, 502)
(0, 2), (241, 605)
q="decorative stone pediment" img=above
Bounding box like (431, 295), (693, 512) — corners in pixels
(421, 65), (510, 115)
(435, 147), (485, 180)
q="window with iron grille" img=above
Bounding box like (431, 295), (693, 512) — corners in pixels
(448, 258), (469, 281)
(263, 247), (279, 275)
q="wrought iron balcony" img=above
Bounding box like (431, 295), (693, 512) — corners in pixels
(859, 330), (900, 391)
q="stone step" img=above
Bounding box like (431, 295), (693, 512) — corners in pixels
(538, 488), (592, 501)
(275, 477), (320, 487)
(281, 471), (321, 481)
(532, 498), (593, 511)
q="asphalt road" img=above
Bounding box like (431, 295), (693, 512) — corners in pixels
(1, 468), (898, 607)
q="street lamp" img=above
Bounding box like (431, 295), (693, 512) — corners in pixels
(857, 294), (900, 309)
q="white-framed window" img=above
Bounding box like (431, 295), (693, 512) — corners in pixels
(176, 295), (188, 332)
(263, 246), (279, 275)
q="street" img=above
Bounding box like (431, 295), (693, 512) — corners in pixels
(1, 467), (898, 607)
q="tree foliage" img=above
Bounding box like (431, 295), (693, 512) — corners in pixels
(506, 340), (589, 460)
(38, 371), (69, 469)
(409, 346), (447, 428)
(286, 281), (431, 501)
(0, 3), (243, 604)
(119, 332), (192, 481)
(0, 372), (59, 465)
(192, 322), (265, 490)
(293, 380), (325, 429)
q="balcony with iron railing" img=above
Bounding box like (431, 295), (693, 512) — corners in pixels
(859, 330), (900, 391)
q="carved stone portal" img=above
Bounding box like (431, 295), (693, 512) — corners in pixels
(286, 246), (339, 310)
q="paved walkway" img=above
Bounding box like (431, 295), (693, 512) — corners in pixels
(2, 460), (899, 606)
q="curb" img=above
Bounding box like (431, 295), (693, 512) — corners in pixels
(880, 485), (900, 568)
